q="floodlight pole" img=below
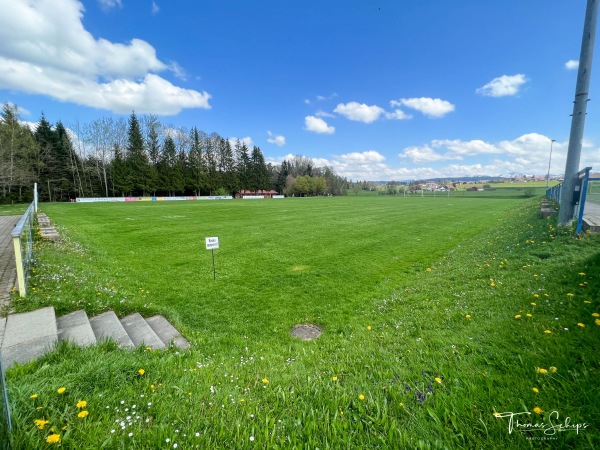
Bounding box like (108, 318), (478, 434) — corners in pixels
(546, 139), (555, 189)
(559, 0), (599, 226)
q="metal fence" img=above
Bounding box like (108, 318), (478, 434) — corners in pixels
(11, 202), (35, 297)
(11, 185), (38, 297)
(547, 167), (600, 233)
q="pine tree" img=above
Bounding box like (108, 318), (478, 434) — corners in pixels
(125, 112), (150, 196)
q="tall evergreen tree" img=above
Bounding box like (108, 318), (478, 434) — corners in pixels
(235, 141), (251, 191)
(250, 146), (271, 192)
(188, 127), (207, 195)
(125, 112), (150, 196)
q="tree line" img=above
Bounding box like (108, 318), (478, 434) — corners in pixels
(0, 104), (349, 203)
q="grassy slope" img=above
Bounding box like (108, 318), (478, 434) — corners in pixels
(5, 197), (600, 449)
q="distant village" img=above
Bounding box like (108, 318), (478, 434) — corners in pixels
(354, 175), (563, 194)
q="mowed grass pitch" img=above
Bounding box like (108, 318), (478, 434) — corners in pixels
(28, 197), (518, 345)
(6, 196), (600, 449)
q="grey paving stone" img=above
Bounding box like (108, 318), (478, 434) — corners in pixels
(145, 315), (190, 350)
(1, 307), (57, 369)
(120, 313), (165, 349)
(57, 310), (96, 346)
(89, 311), (134, 348)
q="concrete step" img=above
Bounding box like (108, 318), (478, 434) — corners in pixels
(89, 311), (134, 348)
(146, 315), (190, 350)
(1, 306), (57, 370)
(56, 310), (96, 346)
(120, 313), (166, 349)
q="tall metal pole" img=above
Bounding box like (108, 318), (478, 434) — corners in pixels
(546, 139), (556, 189)
(559, 0), (599, 225)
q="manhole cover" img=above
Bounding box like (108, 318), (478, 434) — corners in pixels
(291, 324), (323, 340)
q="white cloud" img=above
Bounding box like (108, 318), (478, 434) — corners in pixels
(400, 145), (458, 164)
(334, 102), (385, 123)
(151, 1), (160, 14)
(476, 74), (527, 97)
(98, 0), (122, 11)
(267, 131), (286, 147)
(339, 150), (386, 163)
(392, 97), (455, 118)
(315, 110), (335, 118)
(228, 136), (254, 149)
(399, 133), (567, 175)
(5, 101), (30, 116)
(385, 109), (412, 120)
(304, 115), (335, 134)
(266, 132), (600, 182)
(0, 0), (210, 115)
(565, 59), (579, 70)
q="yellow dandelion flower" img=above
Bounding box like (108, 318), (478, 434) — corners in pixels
(30, 394), (38, 399)
(359, 394), (365, 401)
(514, 315), (522, 319)
(34, 419), (49, 430)
(490, 282), (496, 287)
(579, 272), (586, 276)
(138, 369), (145, 375)
(526, 314), (533, 318)
(57, 387), (66, 394)
(332, 376), (338, 382)
(567, 293), (574, 297)
(549, 366), (557, 373)
(531, 302), (537, 306)
(77, 410), (88, 419)
(76, 400), (87, 409)
(465, 314), (471, 319)
(425, 268), (432, 272)
(592, 313), (599, 317)
(584, 300), (592, 304)
(262, 378), (269, 384)
(544, 330), (552, 334)
(577, 323), (585, 328)
(536, 368), (548, 374)
(533, 388), (539, 393)
(46, 434), (61, 444)
(434, 377), (442, 384)
(533, 406), (543, 415)
(533, 293), (539, 298)
(367, 326), (372, 331)
(596, 319), (600, 326)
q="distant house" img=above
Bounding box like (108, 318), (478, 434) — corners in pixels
(236, 189), (279, 198)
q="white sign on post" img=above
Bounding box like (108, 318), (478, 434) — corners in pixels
(206, 236), (219, 250)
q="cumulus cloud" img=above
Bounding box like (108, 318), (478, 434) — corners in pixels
(263, 133), (586, 181)
(267, 131), (286, 147)
(0, 0), (210, 115)
(385, 109), (412, 120)
(334, 102), (385, 123)
(391, 97), (455, 118)
(98, 0), (122, 11)
(304, 115), (335, 134)
(315, 110), (335, 118)
(399, 133), (569, 176)
(476, 74), (527, 97)
(565, 59), (579, 70)
(228, 136), (254, 149)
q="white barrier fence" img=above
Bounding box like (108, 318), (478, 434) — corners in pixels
(76, 196), (233, 203)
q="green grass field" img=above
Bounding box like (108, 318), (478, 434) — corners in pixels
(5, 196), (600, 449)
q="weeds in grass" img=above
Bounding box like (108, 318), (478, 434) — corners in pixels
(5, 197), (600, 448)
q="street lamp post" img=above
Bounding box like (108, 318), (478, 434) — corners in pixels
(546, 139), (556, 189)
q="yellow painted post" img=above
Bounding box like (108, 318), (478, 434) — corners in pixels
(12, 234), (26, 297)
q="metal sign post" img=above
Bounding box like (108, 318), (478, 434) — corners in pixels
(205, 237), (219, 280)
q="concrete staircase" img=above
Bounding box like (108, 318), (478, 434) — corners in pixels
(0, 307), (190, 370)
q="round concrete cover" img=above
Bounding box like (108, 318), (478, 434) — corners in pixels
(290, 324), (322, 340)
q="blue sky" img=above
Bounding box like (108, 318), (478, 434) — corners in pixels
(1, 0), (599, 181)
